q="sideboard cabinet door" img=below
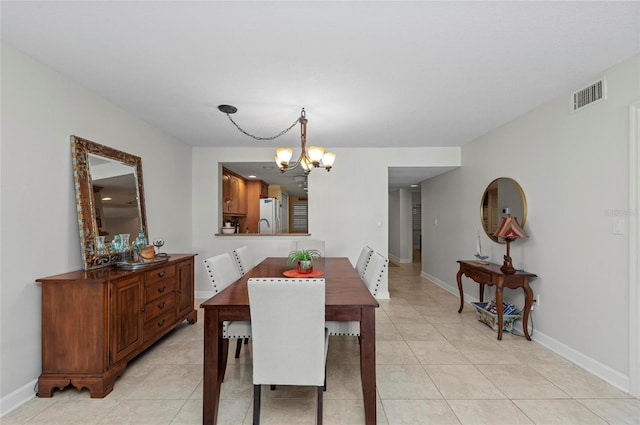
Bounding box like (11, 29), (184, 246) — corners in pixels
(177, 258), (195, 320)
(111, 275), (144, 363)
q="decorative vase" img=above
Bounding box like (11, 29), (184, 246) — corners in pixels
(297, 259), (313, 274)
(111, 234), (122, 252)
(134, 232), (147, 251)
(119, 234), (130, 261)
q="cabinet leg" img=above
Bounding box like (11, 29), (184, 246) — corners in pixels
(186, 309), (198, 324)
(37, 378), (71, 397)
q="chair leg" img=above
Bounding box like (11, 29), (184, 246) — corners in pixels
(317, 386), (323, 425)
(235, 338), (243, 358)
(244, 337), (249, 344)
(253, 385), (261, 425)
(270, 385), (276, 390)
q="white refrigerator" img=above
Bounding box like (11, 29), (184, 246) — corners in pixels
(259, 198), (281, 233)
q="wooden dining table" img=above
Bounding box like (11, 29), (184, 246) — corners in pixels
(201, 256), (379, 424)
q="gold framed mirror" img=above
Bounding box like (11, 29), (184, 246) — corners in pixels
(71, 136), (148, 269)
(480, 177), (527, 243)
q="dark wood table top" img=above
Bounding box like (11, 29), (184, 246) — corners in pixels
(457, 259), (538, 278)
(201, 257), (379, 309)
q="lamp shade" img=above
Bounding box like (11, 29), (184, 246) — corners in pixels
(307, 146), (325, 165)
(321, 152), (336, 170)
(300, 156), (312, 173)
(275, 147), (293, 165)
(493, 216), (527, 240)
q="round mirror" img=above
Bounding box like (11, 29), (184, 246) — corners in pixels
(480, 177), (527, 243)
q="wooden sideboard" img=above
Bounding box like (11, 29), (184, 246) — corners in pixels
(36, 254), (197, 398)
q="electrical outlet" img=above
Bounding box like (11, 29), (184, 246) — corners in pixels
(531, 294), (539, 311)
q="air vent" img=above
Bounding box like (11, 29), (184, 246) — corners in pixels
(572, 78), (606, 111)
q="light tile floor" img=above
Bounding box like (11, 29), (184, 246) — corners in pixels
(3, 261), (640, 424)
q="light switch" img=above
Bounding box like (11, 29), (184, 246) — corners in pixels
(612, 217), (624, 235)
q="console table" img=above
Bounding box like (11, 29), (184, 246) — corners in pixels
(456, 260), (537, 340)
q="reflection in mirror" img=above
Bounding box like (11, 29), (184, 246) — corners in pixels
(89, 155), (140, 241)
(480, 177), (527, 243)
(72, 136), (147, 269)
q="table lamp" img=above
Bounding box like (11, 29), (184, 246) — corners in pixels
(493, 215), (527, 274)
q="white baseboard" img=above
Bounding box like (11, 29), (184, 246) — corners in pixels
(0, 379), (37, 418)
(388, 254), (412, 264)
(421, 271), (631, 394)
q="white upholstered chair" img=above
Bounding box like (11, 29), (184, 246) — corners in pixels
(203, 253), (251, 358)
(325, 252), (388, 336)
(248, 278), (328, 425)
(296, 239), (325, 256)
(233, 245), (255, 276)
(355, 245), (374, 277)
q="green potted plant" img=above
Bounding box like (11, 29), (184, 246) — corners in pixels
(288, 249), (322, 274)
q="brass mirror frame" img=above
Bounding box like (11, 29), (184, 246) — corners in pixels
(71, 135), (147, 270)
(479, 177), (527, 244)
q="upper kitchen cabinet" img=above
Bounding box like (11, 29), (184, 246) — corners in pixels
(222, 167), (247, 215)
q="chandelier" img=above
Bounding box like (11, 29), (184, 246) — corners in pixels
(218, 105), (335, 173)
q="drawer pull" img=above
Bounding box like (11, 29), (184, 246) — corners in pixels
(158, 301), (166, 309)
(157, 271), (166, 278)
(157, 319), (166, 327)
(158, 286), (166, 293)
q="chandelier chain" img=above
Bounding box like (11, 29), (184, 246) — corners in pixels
(224, 113), (300, 141)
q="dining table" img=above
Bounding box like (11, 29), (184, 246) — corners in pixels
(201, 256), (379, 424)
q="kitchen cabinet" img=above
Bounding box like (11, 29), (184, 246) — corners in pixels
(259, 180), (269, 198)
(36, 254), (197, 398)
(222, 168), (247, 215)
(245, 180), (268, 233)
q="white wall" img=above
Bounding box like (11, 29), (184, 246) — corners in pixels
(0, 43), (193, 414)
(388, 190), (401, 260)
(388, 188), (414, 263)
(192, 147), (460, 300)
(421, 54), (640, 392)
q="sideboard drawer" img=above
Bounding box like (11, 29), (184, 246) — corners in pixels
(144, 292), (176, 323)
(145, 265), (176, 286)
(145, 277), (176, 303)
(464, 269), (491, 284)
(144, 310), (176, 341)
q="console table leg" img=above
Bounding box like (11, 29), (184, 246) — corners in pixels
(522, 281), (533, 341)
(495, 285), (504, 340)
(456, 270), (465, 313)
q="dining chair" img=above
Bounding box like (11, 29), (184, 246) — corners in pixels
(233, 245), (255, 276)
(296, 239), (325, 256)
(355, 245), (374, 277)
(203, 253), (251, 358)
(325, 251), (388, 336)
(248, 278), (328, 425)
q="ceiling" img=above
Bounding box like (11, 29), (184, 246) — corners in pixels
(2, 1), (639, 191)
